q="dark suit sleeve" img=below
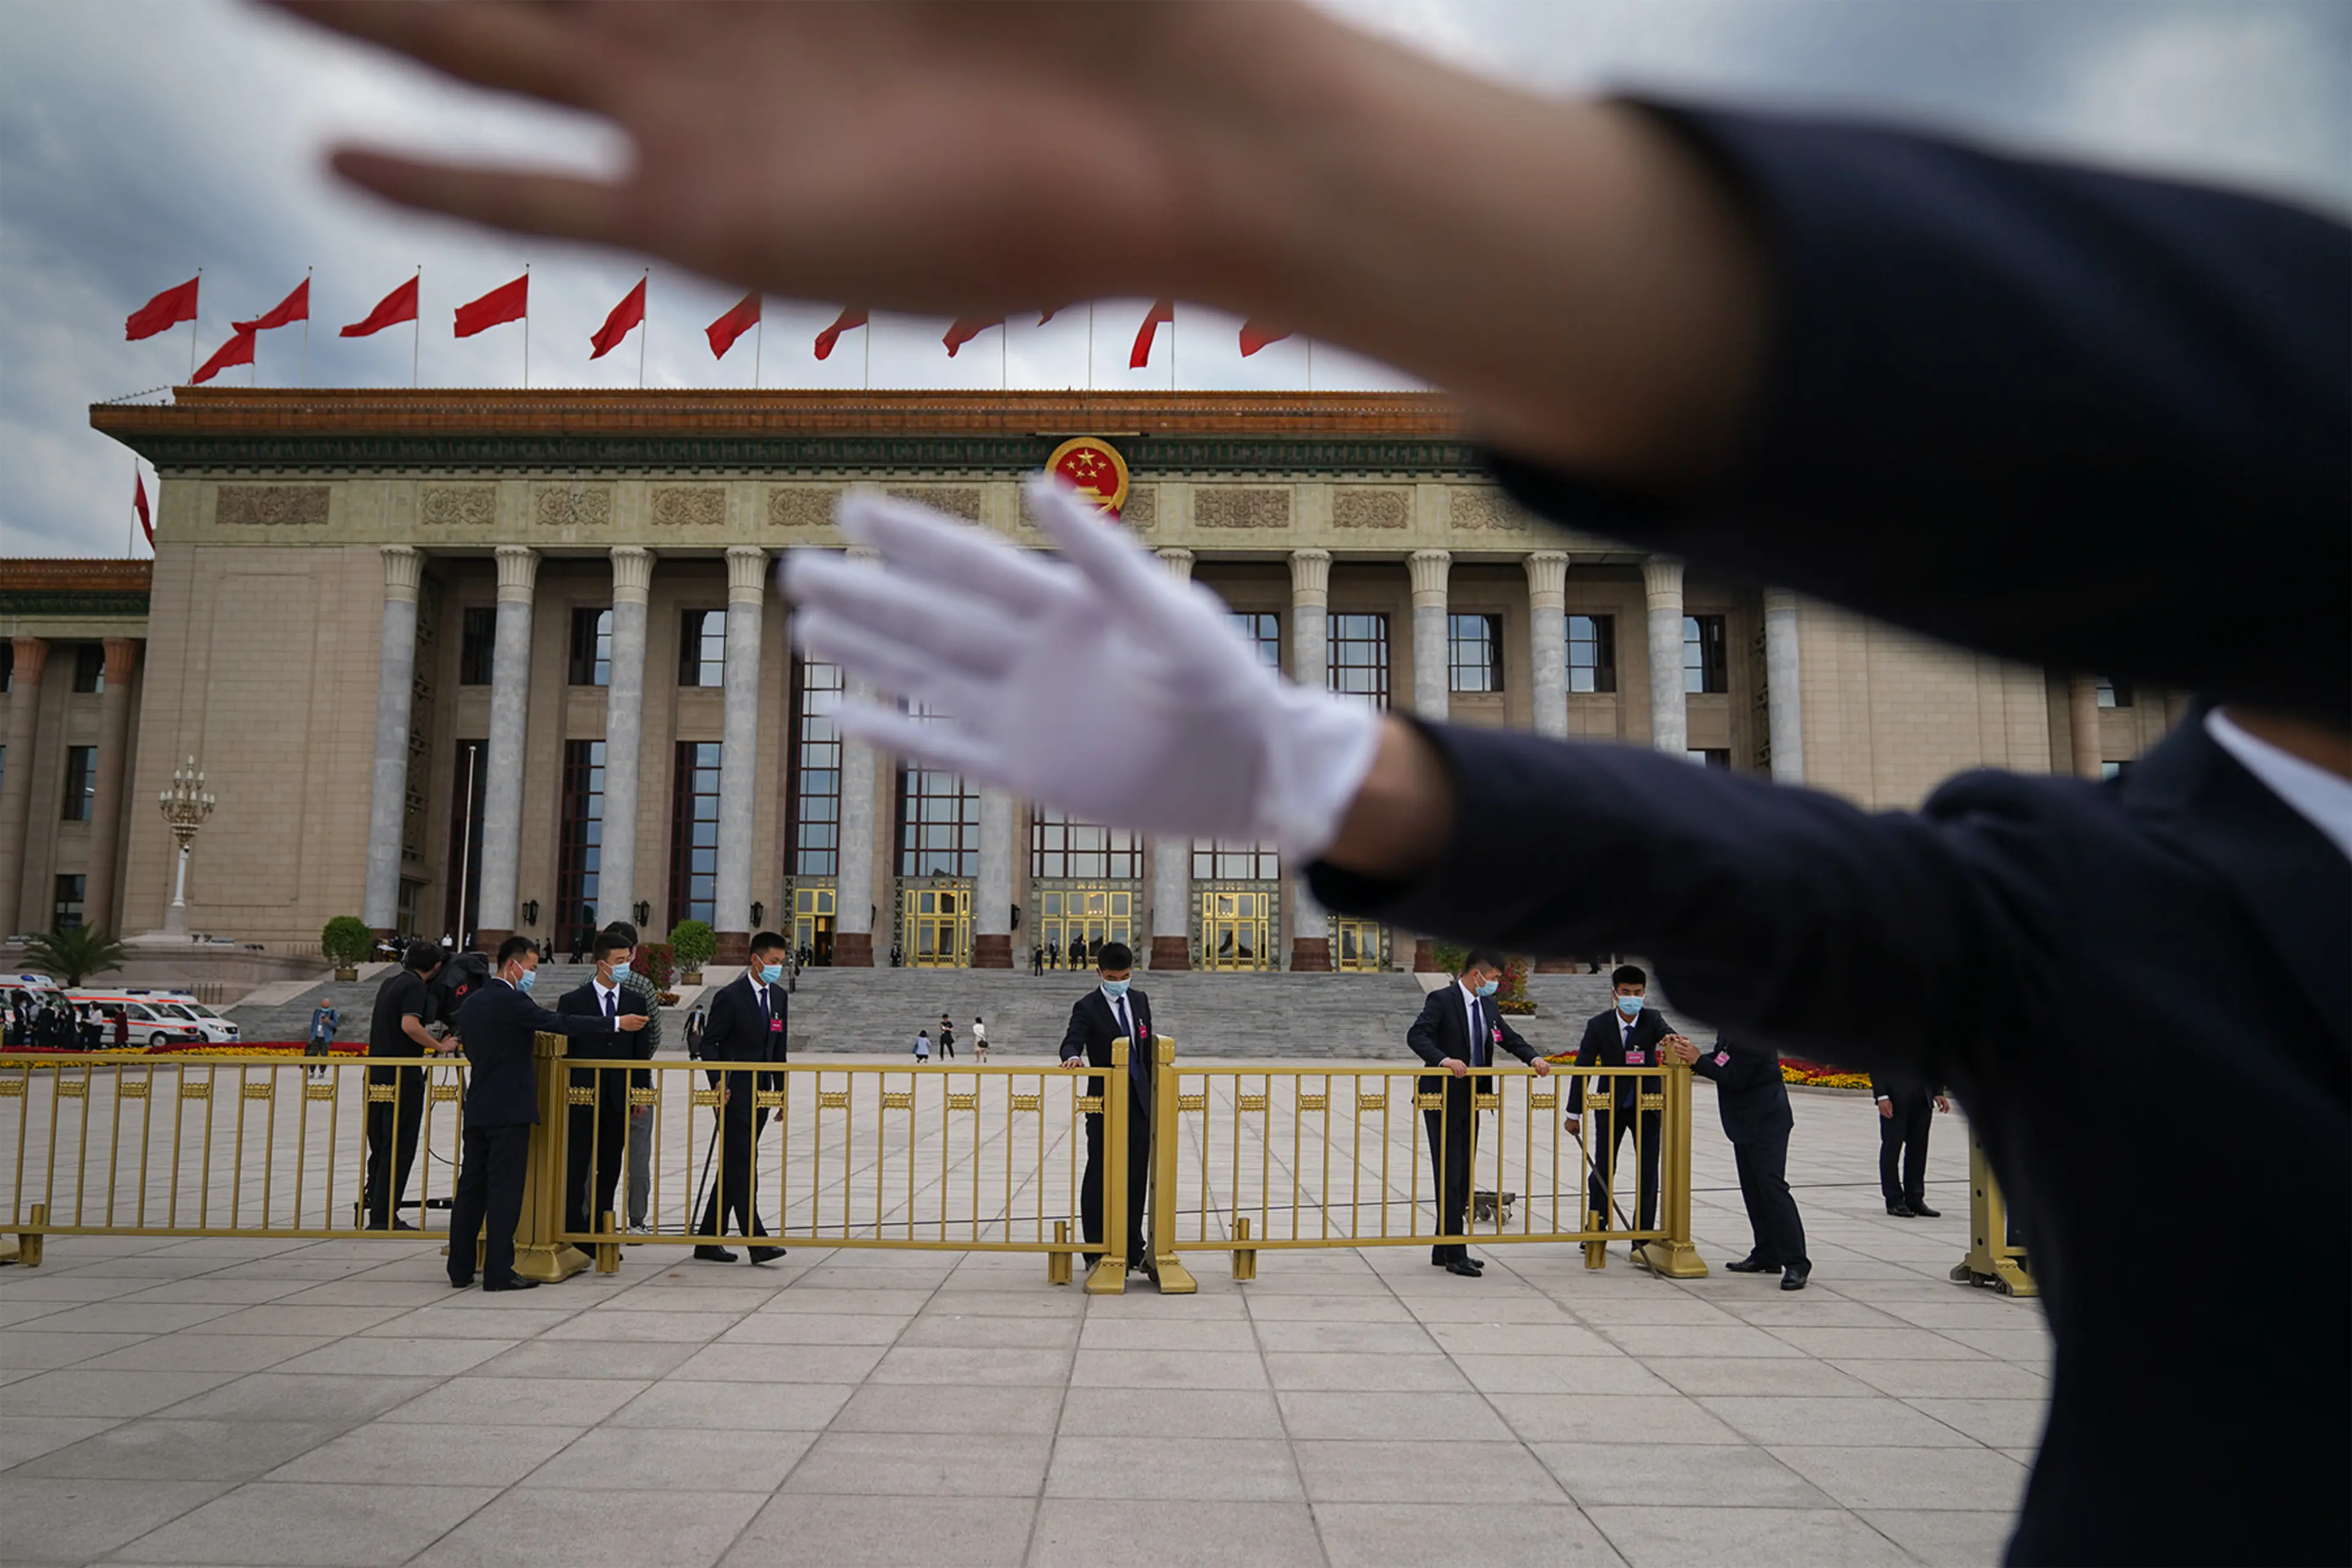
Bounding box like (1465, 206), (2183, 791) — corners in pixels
(1058, 1000), (1089, 1065)
(1567, 1016), (1602, 1116)
(1404, 992), (1448, 1067)
(1496, 1012), (1537, 1066)
(1490, 102), (2350, 726)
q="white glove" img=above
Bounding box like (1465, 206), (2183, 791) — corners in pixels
(780, 477), (1382, 859)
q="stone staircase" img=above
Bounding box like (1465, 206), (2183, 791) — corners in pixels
(229, 962), (601, 1044)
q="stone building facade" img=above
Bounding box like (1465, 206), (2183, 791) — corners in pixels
(9, 387), (2176, 965)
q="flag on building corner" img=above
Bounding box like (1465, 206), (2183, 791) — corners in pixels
(125, 276), (200, 341)
(590, 276), (647, 359)
(454, 274), (529, 337)
(342, 276), (420, 337)
(134, 472), (153, 547)
(1239, 318), (1292, 356)
(814, 305), (867, 360)
(1129, 298), (1175, 368)
(707, 292), (761, 358)
(190, 326), (257, 385)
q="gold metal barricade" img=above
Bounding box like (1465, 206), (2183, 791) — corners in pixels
(1951, 1128), (2036, 1297)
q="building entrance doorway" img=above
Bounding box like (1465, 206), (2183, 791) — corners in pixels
(1332, 917), (1387, 972)
(1199, 888), (1276, 971)
(1036, 886), (1133, 967)
(901, 884), (971, 967)
(793, 886), (835, 966)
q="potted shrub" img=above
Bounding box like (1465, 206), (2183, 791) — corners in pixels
(320, 916), (374, 982)
(668, 920), (717, 986)
(637, 942), (678, 1005)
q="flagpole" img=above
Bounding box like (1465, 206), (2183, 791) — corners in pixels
(1169, 306), (1177, 393)
(300, 266), (312, 388)
(127, 457), (137, 557)
(412, 268), (421, 389)
(189, 266), (202, 381)
(522, 263), (530, 389)
(1086, 303), (1095, 392)
(637, 268), (648, 390)
(863, 318), (870, 391)
(753, 314), (763, 390)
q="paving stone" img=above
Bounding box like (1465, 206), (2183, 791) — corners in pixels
(725, 1493), (1033, 1567)
(110, 1479), (502, 1566)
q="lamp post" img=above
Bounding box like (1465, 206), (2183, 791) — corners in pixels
(157, 756), (216, 938)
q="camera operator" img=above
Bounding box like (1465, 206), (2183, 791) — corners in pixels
(364, 942), (447, 1231)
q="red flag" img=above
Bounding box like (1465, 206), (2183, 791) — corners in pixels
(943, 314), (1002, 357)
(133, 472), (153, 547)
(190, 325), (256, 384)
(1129, 298), (1175, 369)
(706, 292), (761, 358)
(589, 276), (647, 360)
(125, 276), (200, 341)
(813, 305), (867, 360)
(1239, 318), (1292, 356)
(1038, 304), (1068, 325)
(235, 277), (309, 333)
(454, 273), (528, 337)
(342, 276), (420, 338)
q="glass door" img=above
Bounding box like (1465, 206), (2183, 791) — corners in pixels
(902, 886), (971, 967)
(1332, 917), (1386, 972)
(1199, 889), (1275, 971)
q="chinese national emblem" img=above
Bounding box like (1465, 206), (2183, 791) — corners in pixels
(1046, 436), (1131, 521)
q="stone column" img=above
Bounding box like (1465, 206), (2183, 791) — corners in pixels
(1524, 551), (1569, 741)
(1149, 548), (1196, 968)
(0, 638), (47, 938)
(972, 788), (1014, 968)
(361, 548), (422, 938)
(81, 638), (142, 936)
(1763, 587), (1806, 785)
(1287, 550), (1333, 971)
(2067, 673), (2105, 780)
(600, 547), (652, 935)
(1408, 549), (1452, 723)
(474, 546), (537, 951)
(712, 546), (767, 962)
(1643, 556), (1689, 757)
(831, 549), (880, 967)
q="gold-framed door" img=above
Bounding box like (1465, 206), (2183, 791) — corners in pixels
(1199, 888), (1275, 971)
(901, 885), (971, 967)
(1036, 886), (1134, 963)
(1332, 916), (1386, 972)
(793, 886), (836, 965)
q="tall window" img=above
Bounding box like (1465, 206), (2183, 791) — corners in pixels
(1329, 613), (1390, 709)
(679, 609), (726, 687)
(1683, 614), (1728, 694)
(72, 644), (104, 693)
(555, 740), (605, 952)
(567, 608), (612, 686)
(60, 746), (96, 821)
(459, 607), (497, 685)
(1448, 613), (1502, 693)
(790, 658), (843, 876)
(898, 766), (978, 878)
(1233, 611), (1281, 669)
(1193, 840), (1281, 880)
(669, 742), (722, 924)
(1568, 614), (1616, 694)
(52, 875), (85, 930)
(1, 641), (13, 692)
(1033, 809), (1142, 880)
(2095, 677), (2134, 709)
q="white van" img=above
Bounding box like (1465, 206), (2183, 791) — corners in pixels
(66, 991), (209, 1049)
(116, 989), (241, 1045)
(2, 973), (67, 1011)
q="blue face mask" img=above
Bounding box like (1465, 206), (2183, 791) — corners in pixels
(515, 967), (538, 993)
(1615, 992), (1643, 1016)
(609, 961), (631, 982)
(758, 963), (784, 985)
(1100, 979), (1130, 1000)
(1474, 979), (1499, 998)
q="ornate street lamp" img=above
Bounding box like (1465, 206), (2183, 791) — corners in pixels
(157, 756), (216, 937)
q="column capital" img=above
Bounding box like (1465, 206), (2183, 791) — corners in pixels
(1642, 555), (1685, 605)
(1288, 548), (1332, 604)
(100, 636), (140, 685)
(11, 635), (50, 682)
(493, 545), (538, 603)
(609, 546), (654, 603)
(1155, 547), (1196, 583)
(1407, 549), (1452, 608)
(725, 545), (769, 603)
(380, 545), (423, 603)
(1763, 584), (1799, 616)
(1521, 551), (1569, 607)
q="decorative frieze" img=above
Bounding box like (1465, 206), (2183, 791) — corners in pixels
(1194, 487), (1291, 530)
(420, 485), (496, 529)
(885, 486), (982, 521)
(648, 485), (723, 528)
(1450, 489), (1531, 531)
(216, 484), (329, 527)
(1332, 486), (1409, 529)
(1121, 484), (1157, 531)
(534, 483), (614, 529)
(767, 486), (843, 531)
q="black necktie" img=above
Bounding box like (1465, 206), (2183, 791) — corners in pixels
(604, 989), (617, 1023)
(1472, 998), (1490, 1069)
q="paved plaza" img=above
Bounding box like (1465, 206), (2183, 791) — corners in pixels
(0, 1069), (2043, 1568)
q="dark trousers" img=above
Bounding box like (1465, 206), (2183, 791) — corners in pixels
(448, 1121), (530, 1285)
(1423, 1076), (1477, 1263)
(1733, 1132), (1808, 1267)
(363, 1063), (425, 1227)
(565, 1071), (628, 1238)
(1588, 1103), (1664, 1232)
(1080, 1078), (1152, 1264)
(699, 1101), (769, 1240)
(1879, 1091), (1933, 1205)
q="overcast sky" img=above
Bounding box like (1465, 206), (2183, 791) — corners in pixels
(2, 0), (2345, 558)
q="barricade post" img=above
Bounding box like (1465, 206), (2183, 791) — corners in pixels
(1147, 1035), (1197, 1294)
(512, 1032), (590, 1284)
(1083, 1038), (1129, 1295)
(1952, 1128), (2035, 1297)
(1640, 1059), (1708, 1277)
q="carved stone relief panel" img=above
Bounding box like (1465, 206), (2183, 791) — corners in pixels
(1332, 487), (1409, 530)
(647, 484), (725, 528)
(534, 483), (616, 529)
(767, 486), (843, 531)
(884, 486), (983, 521)
(1120, 485), (1156, 531)
(1193, 487), (1292, 530)
(215, 484), (330, 527)
(420, 485), (496, 529)
(1450, 489), (1532, 532)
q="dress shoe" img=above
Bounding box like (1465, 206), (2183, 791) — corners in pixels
(1887, 1202), (1916, 1218)
(1779, 1263), (1811, 1291)
(483, 1276), (539, 1292)
(1444, 1257), (1482, 1278)
(747, 1246), (787, 1265)
(1724, 1254), (1773, 1273)
(1461, 1257), (1485, 1272)
(693, 1246), (739, 1263)
(447, 1275), (473, 1290)
(1909, 1201), (1942, 1218)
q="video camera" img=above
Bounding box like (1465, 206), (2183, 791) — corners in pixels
(426, 949), (492, 1041)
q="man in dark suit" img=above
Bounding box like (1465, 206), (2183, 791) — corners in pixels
(1670, 1035), (1809, 1289)
(1869, 1068), (1950, 1218)
(1058, 940), (1155, 1274)
(363, 943), (445, 1230)
(1405, 951), (1548, 1276)
(694, 930), (790, 1264)
(556, 929), (652, 1241)
(448, 937), (646, 1292)
(1564, 967), (1692, 1249)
